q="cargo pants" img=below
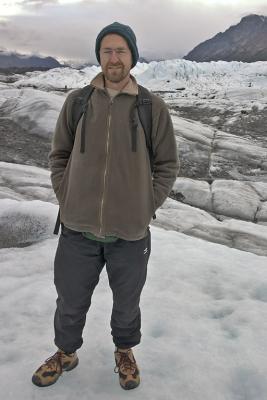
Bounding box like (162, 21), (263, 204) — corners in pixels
(54, 225), (151, 353)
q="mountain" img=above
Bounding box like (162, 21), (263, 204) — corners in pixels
(0, 51), (61, 72)
(184, 14), (267, 62)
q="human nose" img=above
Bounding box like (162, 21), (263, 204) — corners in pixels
(109, 50), (120, 62)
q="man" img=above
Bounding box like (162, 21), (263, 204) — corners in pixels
(32, 22), (178, 390)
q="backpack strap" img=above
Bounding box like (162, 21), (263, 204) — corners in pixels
(136, 85), (154, 173)
(53, 209), (61, 234)
(70, 84), (95, 153)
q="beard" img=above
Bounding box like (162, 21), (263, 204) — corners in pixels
(104, 62), (129, 83)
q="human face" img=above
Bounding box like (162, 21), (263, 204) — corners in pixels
(100, 34), (132, 84)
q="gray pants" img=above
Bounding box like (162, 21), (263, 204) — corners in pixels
(54, 225), (151, 353)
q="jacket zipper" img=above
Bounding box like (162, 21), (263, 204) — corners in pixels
(99, 99), (113, 237)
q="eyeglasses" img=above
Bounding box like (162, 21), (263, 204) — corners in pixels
(100, 48), (130, 57)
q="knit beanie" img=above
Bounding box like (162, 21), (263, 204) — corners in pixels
(95, 22), (139, 68)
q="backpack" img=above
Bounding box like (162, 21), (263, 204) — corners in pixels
(53, 83), (154, 234)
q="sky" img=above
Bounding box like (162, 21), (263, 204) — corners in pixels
(0, 0), (267, 64)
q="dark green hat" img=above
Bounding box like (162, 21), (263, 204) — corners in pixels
(95, 22), (139, 68)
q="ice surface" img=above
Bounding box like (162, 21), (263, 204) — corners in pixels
(0, 88), (64, 137)
(0, 225), (267, 400)
(172, 177), (267, 225)
(1, 57), (267, 397)
(0, 198), (57, 247)
(172, 115), (267, 180)
(0, 161), (56, 203)
(8, 59), (267, 111)
(1, 160), (267, 255)
(154, 197), (267, 256)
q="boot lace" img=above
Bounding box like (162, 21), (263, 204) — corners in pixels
(114, 350), (136, 374)
(44, 351), (64, 373)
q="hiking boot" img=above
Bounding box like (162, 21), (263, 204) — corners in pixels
(114, 347), (140, 390)
(32, 349), (79, 387)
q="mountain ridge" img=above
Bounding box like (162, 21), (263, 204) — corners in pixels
(0, 50), (61, 71)
(184, 14), (267, 62)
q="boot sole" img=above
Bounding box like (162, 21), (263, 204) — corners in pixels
(32, 358), (79, 387)
(120, 379), (140, 390)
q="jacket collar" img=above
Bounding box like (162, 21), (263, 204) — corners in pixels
(90, 72), (138, 96)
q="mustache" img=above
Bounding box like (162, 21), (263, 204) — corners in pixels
(107, 62), (124, 67)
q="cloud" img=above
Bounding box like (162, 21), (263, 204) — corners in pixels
(0, 0), (267, 63)
(21, 0), (58, 7)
